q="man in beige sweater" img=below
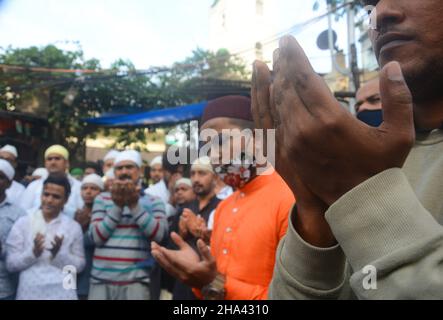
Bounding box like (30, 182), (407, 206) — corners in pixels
(251, 0), (443, 299)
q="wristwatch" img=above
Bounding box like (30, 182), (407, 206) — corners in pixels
(202, 273), (226, 300)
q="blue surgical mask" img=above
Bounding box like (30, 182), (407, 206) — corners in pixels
(356, 109), (383, 127)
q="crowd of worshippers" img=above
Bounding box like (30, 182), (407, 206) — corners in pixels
(0, 89), (381, 301)
(0, 96), (253, 300)
(2, 0), (443, 300)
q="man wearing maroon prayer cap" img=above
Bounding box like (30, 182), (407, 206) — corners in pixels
(152, 95), (294, 300)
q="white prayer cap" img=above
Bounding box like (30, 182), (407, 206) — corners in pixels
(114, 150), (142, 168)
(175, 178), (192, 189)
(104, 149), (120, 162)
(0, 159), (15, 181)
(82, 173), (104, 190)
(0, 144), (18, 158)
(32, 168), (48, 180)
(105, 169), (115, 179)
(191, 156), (214, 173)
(149, 155), (162, 167)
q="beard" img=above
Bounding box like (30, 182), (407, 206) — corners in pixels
(193, 185), (211, 197)
(403, 55), (443, 104)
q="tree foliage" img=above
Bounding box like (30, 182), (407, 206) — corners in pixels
(0, 44), (248, 160)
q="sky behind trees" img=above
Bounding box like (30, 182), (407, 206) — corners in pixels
(0, 0), (351, 73)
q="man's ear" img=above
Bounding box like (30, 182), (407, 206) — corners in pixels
(6, 180), (12, 189)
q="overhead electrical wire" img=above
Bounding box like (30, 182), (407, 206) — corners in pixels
(2, 1), (362, 93)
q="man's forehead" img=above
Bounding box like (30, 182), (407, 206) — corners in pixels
(44, 183), (65, 194)
(46, 153), (65, 159)
(0, 151), (15, 159)
(357, 79), (380, 99)
(115, 160), (137, 168)
(201, 117), (242, 132)
(191, 168), (211, 175)
(82, 183), (100, 189)
(176, 183), (191, 189)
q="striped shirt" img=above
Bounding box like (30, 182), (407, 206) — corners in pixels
(89, 192), (167, 285)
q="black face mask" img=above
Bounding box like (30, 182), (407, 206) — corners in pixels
(356, 109), (383, 127)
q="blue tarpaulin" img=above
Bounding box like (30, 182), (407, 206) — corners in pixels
(85, 101), (207, 127)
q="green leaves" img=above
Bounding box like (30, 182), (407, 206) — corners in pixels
(0, 44), (248, 161)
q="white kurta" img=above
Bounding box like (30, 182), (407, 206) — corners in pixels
(217, 185), (234, 200)
(6, 181), (25, 207)
(20, 175), (83, 217)
(5, 210), (85, 300)
(145, 179), (169, 203)
(145, 180), (176, 220)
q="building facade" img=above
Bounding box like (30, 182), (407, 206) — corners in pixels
(209, 0), (278, 69)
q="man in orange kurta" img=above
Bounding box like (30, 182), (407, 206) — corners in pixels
(151, 96), (294, 300)
(208, 169), (293, 299)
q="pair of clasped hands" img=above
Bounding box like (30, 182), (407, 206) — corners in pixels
(110, 179), (141, 210)
(33, 233), (64, 259)
(179, 209), (209, 243)
(151, 34), (416, 283)
(251, 35), (415, 246)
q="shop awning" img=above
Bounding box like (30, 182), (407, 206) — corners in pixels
(85, 101), (207, 128)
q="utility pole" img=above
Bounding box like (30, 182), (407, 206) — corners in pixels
(327, 0), (348, 75)
(346, 0), (356, 93)
(346, 0), (358, 112)
(326, 0), (359, 112)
